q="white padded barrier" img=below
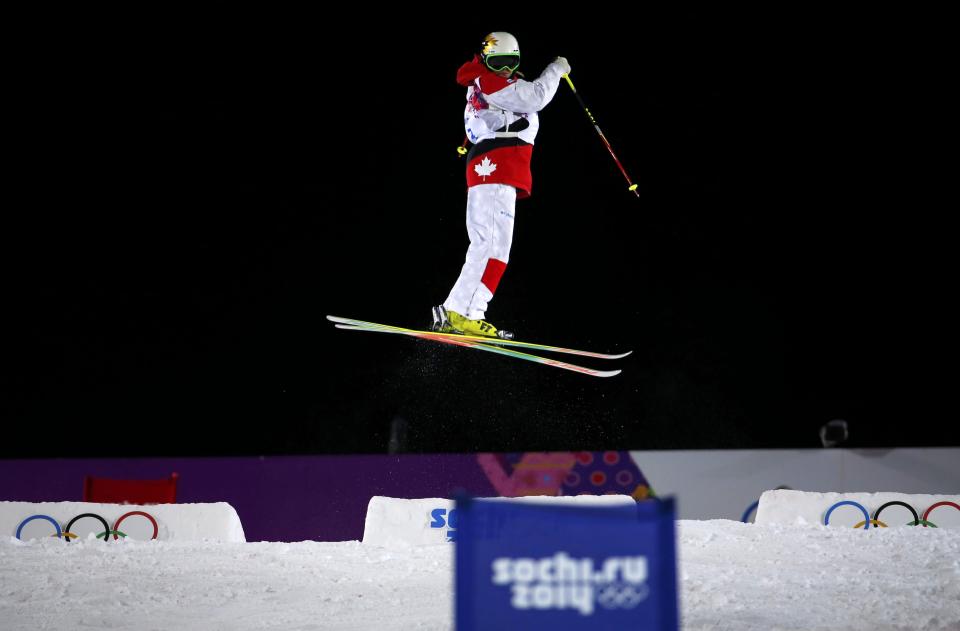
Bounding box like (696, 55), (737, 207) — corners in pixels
(755, 489), (960, 529)
(362, 495), (637, 547)
(2, 501), (246, 542)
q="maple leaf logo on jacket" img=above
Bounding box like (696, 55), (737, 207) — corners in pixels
(474, 157), (497, 180)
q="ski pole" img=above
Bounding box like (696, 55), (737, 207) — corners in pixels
(562, 73), (639, 197)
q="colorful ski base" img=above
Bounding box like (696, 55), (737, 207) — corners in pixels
(325, 315), (631, 360)
(334, 323), (622, 378)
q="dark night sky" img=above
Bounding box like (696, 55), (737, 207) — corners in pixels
(3, 8), (953, 457)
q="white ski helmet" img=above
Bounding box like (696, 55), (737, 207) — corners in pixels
(481, 31), (520, 72)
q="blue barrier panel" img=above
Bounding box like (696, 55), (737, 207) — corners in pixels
(455, 497), (678, 630)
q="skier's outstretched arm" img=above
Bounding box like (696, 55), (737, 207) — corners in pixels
(486, 57), (571, 114)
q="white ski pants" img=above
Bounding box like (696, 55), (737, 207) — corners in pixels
(443, 183), (516, 320)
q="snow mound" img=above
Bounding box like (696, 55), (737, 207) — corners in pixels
(362, 495), (636, 547)
(2, 519), (958, 630)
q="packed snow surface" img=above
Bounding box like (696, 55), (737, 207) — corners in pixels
(2, 520), (958, 630)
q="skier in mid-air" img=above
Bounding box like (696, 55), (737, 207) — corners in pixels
(431, 31), (570, 341)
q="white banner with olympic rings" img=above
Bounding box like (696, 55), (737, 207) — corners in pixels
(755, 490), (960, 530)
(1, 502), (246, 542)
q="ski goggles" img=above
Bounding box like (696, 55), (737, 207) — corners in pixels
(484, 54), (520, 72)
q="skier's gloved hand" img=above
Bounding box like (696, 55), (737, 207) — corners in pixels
(553, 57), (571, 75)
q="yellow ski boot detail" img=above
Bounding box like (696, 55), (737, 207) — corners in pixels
(447, 309), (514, 340)
(431, 306), (514, 340)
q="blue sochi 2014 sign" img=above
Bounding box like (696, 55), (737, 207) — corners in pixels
(455, 497), (678, 631)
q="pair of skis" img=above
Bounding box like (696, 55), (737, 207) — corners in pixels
(327, 315), (630, 378)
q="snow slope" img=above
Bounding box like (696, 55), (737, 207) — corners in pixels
(2, 520), (958, 631)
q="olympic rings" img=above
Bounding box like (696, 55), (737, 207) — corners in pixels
(596, 583), (649, 609)
(15, 515), (61, 540)
(825, 500), (958, 529)
(873, 501), (919, 526)
(824, 501), (871, 529)
(113, 511), (159, 540)
(922, 501), (960, 528)
(741, 500), (760, 524)
(64, 513), (111, 541)
(854, 518), (938, 528)
(14, 511), (159, 541)
(853, 519), (887, 529)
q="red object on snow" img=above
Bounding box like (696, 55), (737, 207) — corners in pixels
(83, 473), (179, 504)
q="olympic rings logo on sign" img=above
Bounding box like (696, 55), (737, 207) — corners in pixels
(823, 500), (960, 529)
(15, 511), (159, 541)
(596, 582), (650, 609)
